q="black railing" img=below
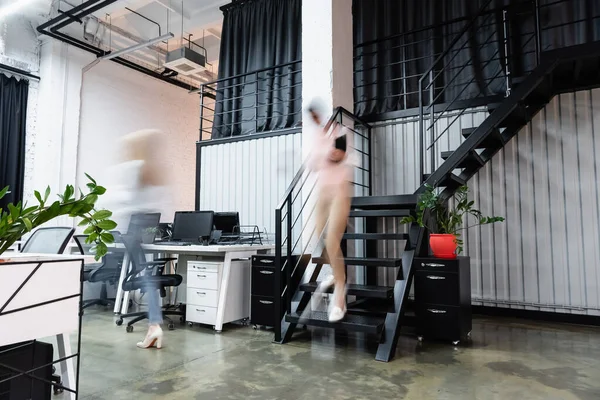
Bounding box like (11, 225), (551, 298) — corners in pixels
(417, 0), (600, 184)
(198, 60), (302, 141)
(273, 107), (372, 343)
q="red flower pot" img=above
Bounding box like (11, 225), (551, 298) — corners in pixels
(429, 234), (458, 259)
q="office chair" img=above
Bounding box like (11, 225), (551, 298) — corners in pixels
(73, 234), (123, 311)
(20, 227), (75, 254)
(116, 233), (184, 332)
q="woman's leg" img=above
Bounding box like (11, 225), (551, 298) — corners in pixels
(142, 274), (163, 326)
(326, 189), (351, 310)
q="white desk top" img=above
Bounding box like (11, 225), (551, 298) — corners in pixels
(142, 243), (274, 253)
(0, 253), (96, 265)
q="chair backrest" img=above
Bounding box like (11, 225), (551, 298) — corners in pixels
(73, 234), (93, 255)
(121, 233), (147, 282)
(21, 227), (75, 254)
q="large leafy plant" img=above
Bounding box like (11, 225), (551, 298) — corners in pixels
(400, 184), (504, 254)
(0, 174), (116, 260)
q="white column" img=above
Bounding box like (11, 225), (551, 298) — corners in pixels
(33, 39), (94, 226)
(300, 0), (354, 280)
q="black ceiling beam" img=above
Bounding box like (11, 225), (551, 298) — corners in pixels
(38, 0), (104, 31)
(50, 0), (119, 32)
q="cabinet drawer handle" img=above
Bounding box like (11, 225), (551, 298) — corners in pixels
(259, 300), (273, 305)
(426, 275), (446, 280)
(427, 308), (447, 314)
(422, 263), (445, 268)
(196, 292), (206, 295)
(195, 266), (207, 270)
(196, 309), (206, 312)
(259, 270), (274, 275)
(197, 274), (207, 278)
(259, 259), (274, 264)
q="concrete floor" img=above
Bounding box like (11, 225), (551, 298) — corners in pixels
(66, 309), (600, 400)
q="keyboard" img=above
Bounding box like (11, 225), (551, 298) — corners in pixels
(157, 241), (194, 246)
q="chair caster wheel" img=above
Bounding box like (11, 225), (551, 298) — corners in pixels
(168, 323), (175, 331)
(452, 340), (460, 346)
(417, 336), (423, 342)
(188, 322), (193, 327)
(116, 319), (123, 326)
(53, 387), (64, 395)
(126, 325), (133, 333)
(253, 325), (258, 330)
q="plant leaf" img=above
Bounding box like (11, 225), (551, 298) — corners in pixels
(0, 186), (9, 200)
(92, 210), (112, 220)
(97, 220), (117, 230)
(100, 232), (115, 244)
(22, 217), (32, 231)
(44, 186), (51, 202)
(85, 173), (97, 186)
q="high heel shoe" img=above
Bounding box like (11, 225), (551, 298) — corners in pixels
(136, 327), (163, 349)
(311, 275), (335, 310)
(328, 286), (347, 322)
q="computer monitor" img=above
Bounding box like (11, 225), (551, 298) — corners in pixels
(213, 212), (240, 235)
(127, 213), (161, 235)
(171, 211), (214, 242)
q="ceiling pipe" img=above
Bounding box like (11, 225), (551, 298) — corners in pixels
(99, 33), (174, 60)
(37, 0), (204, 93)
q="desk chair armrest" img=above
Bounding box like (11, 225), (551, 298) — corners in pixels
(140, 260), (169, 268)
(153, 257), (177, 262)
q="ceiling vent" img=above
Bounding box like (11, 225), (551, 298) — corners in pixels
(164, 46), (206, 76)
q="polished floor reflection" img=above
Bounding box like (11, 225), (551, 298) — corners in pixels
(68, 310), (600, 399)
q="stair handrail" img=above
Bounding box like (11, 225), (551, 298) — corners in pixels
(417, 0), (512, 184)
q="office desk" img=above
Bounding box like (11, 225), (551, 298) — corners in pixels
(0, 253), (96, 400)
(114, 244), (274, 332)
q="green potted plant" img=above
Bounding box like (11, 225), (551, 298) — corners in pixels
(0, 174), (116, 261)
(401, 184), (504, 259)
(142, 227), (158, 244)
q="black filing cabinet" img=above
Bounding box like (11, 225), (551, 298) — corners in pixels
(251, 255), (296, 328)
(414, 256), (472, 344)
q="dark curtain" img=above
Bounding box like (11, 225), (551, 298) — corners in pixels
(353, 0), (600, 117)
(0, 74), (28, 209)
(212, 0), (302, 139)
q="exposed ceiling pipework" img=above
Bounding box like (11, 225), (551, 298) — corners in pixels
(38, 0), (224, 92)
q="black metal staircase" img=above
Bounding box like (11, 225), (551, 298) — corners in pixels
(274, 0), (600, 363)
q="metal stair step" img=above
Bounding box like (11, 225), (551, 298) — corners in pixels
(351, 195), (418, 210)
(462, 127), (504, 149)
(349, 210), (411, 218)
(343, 233), (409, 241)
(299, 282), (394, 299)
(441, 150), (484, 169)
(312, 256), (402, 268)
(285, 311), (385, 334)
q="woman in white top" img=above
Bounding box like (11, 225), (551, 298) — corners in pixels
(111, 129), (170, 349)
(306, 103), (354, 322)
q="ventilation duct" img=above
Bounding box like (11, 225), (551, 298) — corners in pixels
(164, 45), (207, 76)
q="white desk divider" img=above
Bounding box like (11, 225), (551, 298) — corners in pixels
(0, 256), (84, 400)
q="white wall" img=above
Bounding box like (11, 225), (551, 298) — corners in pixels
(76, 58), (200, 223)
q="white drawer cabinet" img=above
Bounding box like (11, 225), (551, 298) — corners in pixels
(185, 260), (250, 332)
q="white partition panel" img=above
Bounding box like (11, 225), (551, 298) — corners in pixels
(198, 133), (302, 242)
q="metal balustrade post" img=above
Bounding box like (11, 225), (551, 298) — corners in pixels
(418, 87), (424, 184)
(286, 199), (293, 311)
(199, 86), (204, 141)
(534, 0), (541, 65)
(503, 9), (512, 97)
(274, 207), (282, 342)
(429, 70), (435, 176)
(255, 71), (259, 134)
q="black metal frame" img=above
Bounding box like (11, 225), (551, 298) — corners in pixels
(0, 258), (85, 398)
(36, 0), (197, 92)
(197, 60), (302, 141)
(273, 106), (373, 344)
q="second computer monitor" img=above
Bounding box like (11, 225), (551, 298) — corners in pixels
(172, 211), (214, 242)
(213, 212), (240, 235)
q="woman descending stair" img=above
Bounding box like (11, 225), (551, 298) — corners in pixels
(305, 100), (357, 322)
